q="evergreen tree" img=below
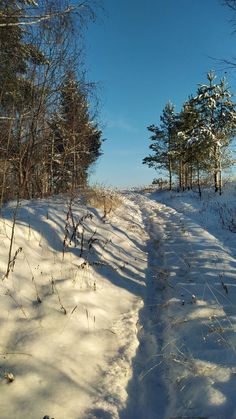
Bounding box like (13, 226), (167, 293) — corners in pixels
(143, 102), (177, 190)
(189, 71), (236, 193)
(144, 72), (236, 194)
(0, 1), (100, 201)
(0, 0), (45, 112)
(48, 72), (102, 193)
(176, 99), (209, 193)
(0, 0), (47, 201)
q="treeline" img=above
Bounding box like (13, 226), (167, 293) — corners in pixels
(143, 71), (236, 195)
(0, 0), (102, 204)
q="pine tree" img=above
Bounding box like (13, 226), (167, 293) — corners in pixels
(0, 0), (47, 201)
(0, 0), (45, 112)
(143, 102), (177, 190)
(143, 72), (236, 194)
(176, 99), (208, 193)
(48, 72), (102, 193)
(189, 71), (236, 194)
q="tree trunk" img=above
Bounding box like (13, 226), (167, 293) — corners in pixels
(179, 159), (182, 191)
(197, 161), (201, 198)
(214, 147), (219, 193)
(185, 165), (189, 190)
(0, 112), (14, 208)
(218, 148), (222, 195)
(190, 162), (193, 190)
(168, 158), (172, 191)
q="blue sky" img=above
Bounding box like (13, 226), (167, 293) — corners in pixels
(85, 0), (236, 187)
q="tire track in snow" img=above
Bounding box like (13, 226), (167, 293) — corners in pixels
(121, 192), (236, 419)
(120, 193), (172, 419)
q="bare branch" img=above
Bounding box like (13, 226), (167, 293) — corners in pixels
(0, 2), (90, 27)
(223, 0), (236, 11)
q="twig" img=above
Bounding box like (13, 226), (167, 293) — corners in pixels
(3, 201), (20, 280)
(5, 289), (27, 318)
(51, 279), (66, 315)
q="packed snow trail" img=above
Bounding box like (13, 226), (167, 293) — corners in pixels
(120, 193), (169, 419)
(120, 191), (236, 419)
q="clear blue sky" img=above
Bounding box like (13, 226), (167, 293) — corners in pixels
(85, 0), (236, 188)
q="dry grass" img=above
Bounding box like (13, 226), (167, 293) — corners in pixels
(83, 186), (122, 218)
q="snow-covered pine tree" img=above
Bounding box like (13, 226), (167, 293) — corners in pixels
(188, 71), (236, 194)
(176, 99), (212, 194)
(174, 100), (195, 190)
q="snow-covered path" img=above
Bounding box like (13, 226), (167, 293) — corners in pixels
(120, 193), (169, 419)
(1, 190), (236, 418)
(121, 191), (236, 419)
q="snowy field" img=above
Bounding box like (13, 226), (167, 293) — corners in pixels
(1, 184), (236, 418)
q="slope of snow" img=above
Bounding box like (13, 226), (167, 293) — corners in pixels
(1, 185), (236, 419)
(0, 194), (147, 419)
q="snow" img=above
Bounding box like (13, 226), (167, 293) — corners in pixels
(1, 185), (236, 418)
(0, 194), (146, 419)
(138, 186), (236, 418)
